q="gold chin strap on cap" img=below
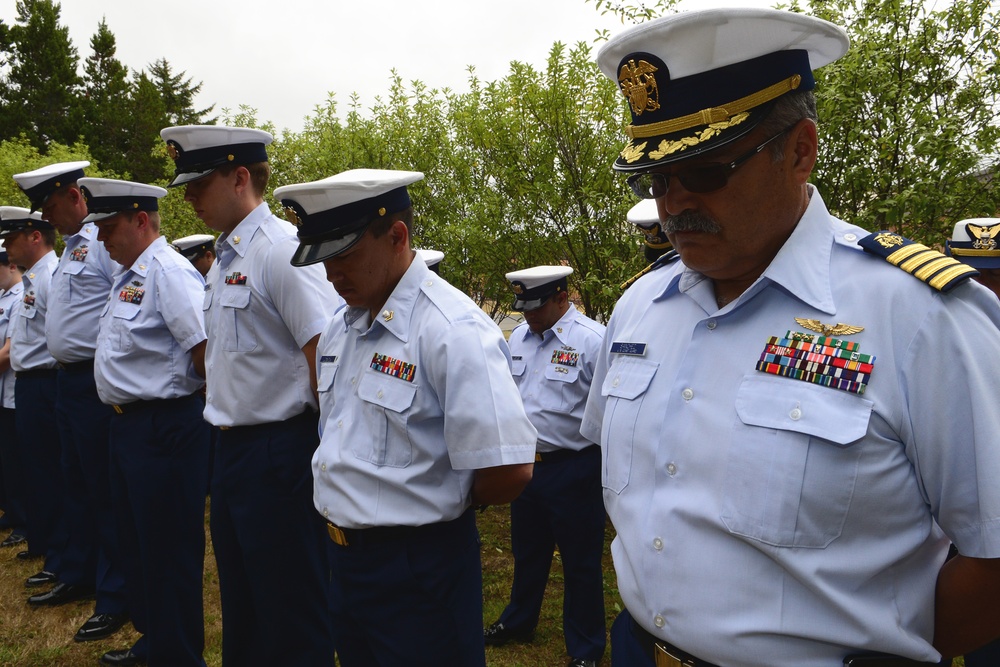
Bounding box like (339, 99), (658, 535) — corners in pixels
(626, 75), (802, 140)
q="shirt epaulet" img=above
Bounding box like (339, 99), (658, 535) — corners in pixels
(858, 230), (978, 293)
(620, 249), (680, 291)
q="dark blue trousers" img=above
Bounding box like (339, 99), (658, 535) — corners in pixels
(610, 610), (655, 667)
(14, 371), (68, 571)
(332, 508), (485, 667)
(965, 639), (1000, 666)
(497, 444), (607, 661)
(0, 406), (27, 531)
(210, 410), (335, 667)
(109, 394), (209, 667)
(56, 366), (126, 613)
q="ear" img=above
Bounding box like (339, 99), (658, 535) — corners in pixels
(787, 119), (818, 185)
(389, 219), (410, 252)
(134, 210), (150, 229)
(234, 165), (252, 193)
(66, 186), (83, 205)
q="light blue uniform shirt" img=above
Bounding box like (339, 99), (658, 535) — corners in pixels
(95, 237), (207, 406)
(10, 251), (58, 373)
(313, 257), (537, 529)
(0, 282), (23, 407)
(47, 223), (118, 363)
(202, 203), (341, 427)
(582, 187), (1000, 667)
(508, 304), (604, 452)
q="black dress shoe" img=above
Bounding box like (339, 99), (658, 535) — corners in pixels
(27, 582), (96, 606)
(568, 659), (597, 667)
(1, 532), (26, 547)
(100, 648), (146, 666)
(484, 620), (535, 646)
(74, 613), (129, 642)
(24, 570), (56, 587)
(16, 549), (41, 561)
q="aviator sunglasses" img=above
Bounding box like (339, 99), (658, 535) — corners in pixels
(626, 124), (797, 199)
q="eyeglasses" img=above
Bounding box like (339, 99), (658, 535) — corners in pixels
(626, 125), (796, 199)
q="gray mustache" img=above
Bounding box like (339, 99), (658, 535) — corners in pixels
(663, 211), (721, 234)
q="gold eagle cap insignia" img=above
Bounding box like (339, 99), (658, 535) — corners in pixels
(794, 318), (865, 337)
(968, 223), (1000, 250)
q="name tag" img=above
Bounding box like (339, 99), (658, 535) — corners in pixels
(320, 355), (337, 363)
(610, 341), (647, 356)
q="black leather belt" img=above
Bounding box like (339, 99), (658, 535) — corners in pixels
(327, 508), (473, 548)
(111, 393), (199, 415)
(630, 615), (720, 667)
(16, 368), (58, 378)
(57, 358), (94, 372)
(535, 443), (599, 463)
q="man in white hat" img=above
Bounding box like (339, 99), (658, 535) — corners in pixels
(620, 198), (676, 290)
(0, 239), (26, 549)
(79, 177), (210, 667)
(0, 209), (67, 583)
(275, 168), (537, 667)
(13, 161), (129, 642)
(160, 124), (339, 667)
(170, 233), (216, 278)
(485, 265), (607, 667)
(583, 8), (1000, 666)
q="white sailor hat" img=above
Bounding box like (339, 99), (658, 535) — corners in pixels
(945, 218), (1000, 270)
(171, 233), (216, 259)
(415, 248), (444, 273)
(627, 198), (672, 255)
(77, 178), (167, 223)
(505, 265), (573, 312)
(13, 161), (91, 212)
(598, 8), (849, 172)
(160, 125), (273, 188)
(274, 168), (424, 267)
(0, 206), (52, 237)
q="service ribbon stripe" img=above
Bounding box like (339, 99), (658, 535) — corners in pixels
(756, 360), (867, 394)
(758, 353), (870, 383)
(781, 331), (861, 352)
(767, 337), (873, 364)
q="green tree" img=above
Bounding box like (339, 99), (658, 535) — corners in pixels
(122, 70), (170, 183)
(149, 58), (217, 126)
(81, 18), (131, 175)
(0, 0), (83, 148)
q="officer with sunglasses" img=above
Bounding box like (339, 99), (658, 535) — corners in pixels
(583, 8), (1000, 667)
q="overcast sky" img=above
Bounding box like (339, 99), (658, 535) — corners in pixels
(1, 0), (772, 134)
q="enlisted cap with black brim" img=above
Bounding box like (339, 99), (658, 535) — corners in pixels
(274, 169), (425, 267)
(160, 125), (273, 188)
(78, 178), (167, 223)
(0, 206), (51, 237)
(12, 161), (91, 212)
(627, 198), (672, 254)
(415, 248), (444, 274)
(945, 218), (1000, 270)
(505, 265), (573, 312)
(171, 233), (216, 260)
(597, 8), (849, 172)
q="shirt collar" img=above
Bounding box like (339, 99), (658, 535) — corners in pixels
(218, 202), (269, 259)
(344, 254), (429, 343)
(124, 236), (166, 280)
(23, 250), (57, 284)
(656, 186), (838, 316)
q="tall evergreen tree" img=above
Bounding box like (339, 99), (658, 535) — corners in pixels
(82, 18), (131, 175)
(0, 0), (83, 148)
(149, 58), (216, 126)
(123, 70), (169, 183)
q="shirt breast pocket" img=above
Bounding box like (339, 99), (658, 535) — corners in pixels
(720, 374), (872, 548)
(59, 260), (86, 302)
(540, 363), (583, 413)
(600, 357), (658, 494)
(219, 286), (257, 352)
(317, 359), (338, 393)
(355, 372), (417, 468)
(110, 302), (141, 353)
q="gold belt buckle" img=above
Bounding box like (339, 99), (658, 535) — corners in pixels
(654, 643), (695, 667)
(535, 453), (542, 462)
(326, 523), (349, 546)
(112, 405), (123, 415)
